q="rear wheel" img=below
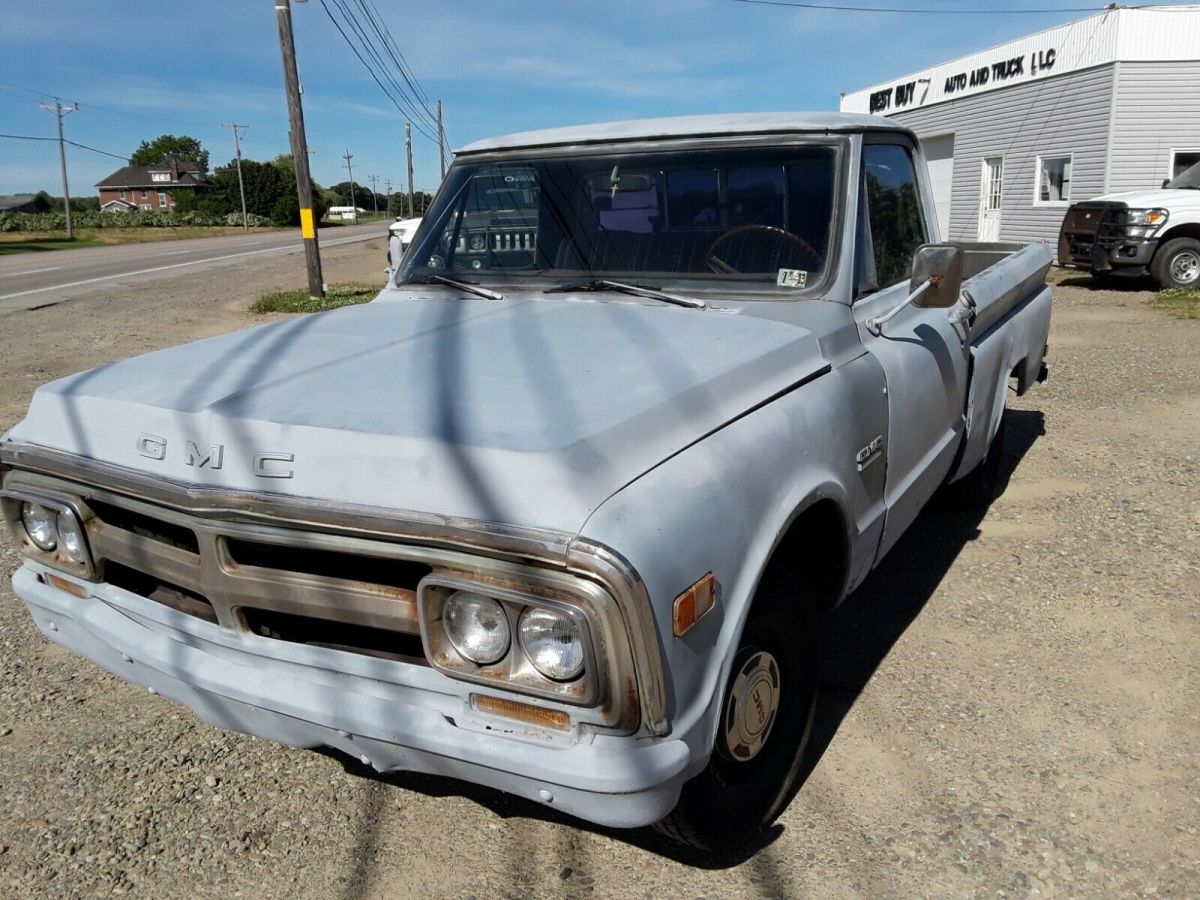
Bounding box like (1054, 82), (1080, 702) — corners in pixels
(1151, 237), (1200, 289)
(655, 578), (819, 852)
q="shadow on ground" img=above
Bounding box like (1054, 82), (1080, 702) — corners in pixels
(320, 409), (1046, 883)
(1052, 272), (1158, 291)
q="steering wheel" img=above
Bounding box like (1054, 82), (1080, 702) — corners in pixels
(704, 224), (823, 275)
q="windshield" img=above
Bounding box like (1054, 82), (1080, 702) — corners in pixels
(1165, 160), (1200, 189)
(397, 142), (842, 296)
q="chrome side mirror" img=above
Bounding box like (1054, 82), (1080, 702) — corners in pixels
(910, 243), (964, 309)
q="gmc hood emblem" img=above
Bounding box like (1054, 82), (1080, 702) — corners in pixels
(136, 434), (295, 479)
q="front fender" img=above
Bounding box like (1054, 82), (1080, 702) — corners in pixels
(577, 357), (887, 771)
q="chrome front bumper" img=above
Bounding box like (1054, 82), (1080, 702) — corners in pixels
(13, 564), (689, 828)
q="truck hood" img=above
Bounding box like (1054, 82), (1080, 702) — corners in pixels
(7, 293), (829, 535)
(1090, 188), (1200, 209)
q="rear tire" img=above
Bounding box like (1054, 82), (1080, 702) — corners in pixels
(1151, 237), (1200, 290)
(655, 575), (819, 852)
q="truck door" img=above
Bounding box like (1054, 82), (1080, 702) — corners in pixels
(852, 142), (970, 559)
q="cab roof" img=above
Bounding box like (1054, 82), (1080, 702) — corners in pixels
(457, 112), (911, 155)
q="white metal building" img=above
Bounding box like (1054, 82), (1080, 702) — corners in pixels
(840, 5), (1200, 245)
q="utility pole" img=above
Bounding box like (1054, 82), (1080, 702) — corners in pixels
(220, 123), (250, 231)
(342, 148), (356, 220)
(405, 121), (415, 219)
(273, 0), (324, 298)
(367, 174), (379, 218)
(39, 99), (77, 239)
(437, 100), (446, 179)
(384, 177), (393, 218)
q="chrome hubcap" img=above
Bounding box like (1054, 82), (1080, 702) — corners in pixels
(720, 649), (781, 762)
(1170, 250), (1200, 285)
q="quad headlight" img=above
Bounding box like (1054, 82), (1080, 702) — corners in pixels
(3, 492), (95, 578)
(518, 606), (585, 681)
(21, 502), (58, 551)
(418, 575), (599, 707)
(442, 590), (510, 664)
(56, 511), (89, 565)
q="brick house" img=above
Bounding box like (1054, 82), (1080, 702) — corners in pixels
(95, 158), (211, 212)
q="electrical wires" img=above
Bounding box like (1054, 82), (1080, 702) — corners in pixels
(0, 133), (129, 161)
(733, 0), (1126, 12)
(318, 0), (448, 155)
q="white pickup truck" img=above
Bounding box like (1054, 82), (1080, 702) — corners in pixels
(2, 113), (1052, 851)
(1058, 160), (1200, 288)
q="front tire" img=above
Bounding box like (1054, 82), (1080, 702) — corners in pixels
(655, 578), (819, 852)
(1151, 237), (1200, 289)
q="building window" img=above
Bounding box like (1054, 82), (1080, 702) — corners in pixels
(862, 144), (928, 289)
(140, 204), (151, 210)
(1169, 149), (1200, 181)
(151, 172), (170, 182)
(1034, 155), (1072, 205)
(158, 192), (167, 208)
(119, 190), (126, 200)
(140, 190), (148, 200)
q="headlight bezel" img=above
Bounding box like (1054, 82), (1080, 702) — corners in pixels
(417, 571), (602, 707)
(1, 488), (96, 579)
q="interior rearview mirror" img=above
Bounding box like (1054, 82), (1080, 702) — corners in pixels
(910, 244), (964, 309)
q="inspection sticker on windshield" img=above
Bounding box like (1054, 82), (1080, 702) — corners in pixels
(777, 269), (808, 288)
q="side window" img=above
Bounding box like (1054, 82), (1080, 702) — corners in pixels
(863, 144), (927, 288)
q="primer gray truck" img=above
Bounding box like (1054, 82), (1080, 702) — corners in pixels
(2, 113), (1052, 851)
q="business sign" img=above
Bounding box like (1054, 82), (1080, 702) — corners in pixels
(867, 47), (1058, 115)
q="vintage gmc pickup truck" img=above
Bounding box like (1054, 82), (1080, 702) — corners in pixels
(2, 113), (1052, 851)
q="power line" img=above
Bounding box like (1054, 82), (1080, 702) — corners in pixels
(733, 0), (1123, 12)
(0, 133), (129, 161)
(317, 0), (444, 146)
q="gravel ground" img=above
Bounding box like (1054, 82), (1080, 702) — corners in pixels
(0, 249), (1197, 899)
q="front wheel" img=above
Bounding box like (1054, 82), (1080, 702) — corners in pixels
(655, 581), (819, 852)
(1151, 237), (1200, 289)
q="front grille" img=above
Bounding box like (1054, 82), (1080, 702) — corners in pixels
(80, 494), (428, 664)
(241, 608), (426, 663)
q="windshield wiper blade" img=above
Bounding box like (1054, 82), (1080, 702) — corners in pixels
(414, 273), (505, 301)
(544, 279), (706, 309)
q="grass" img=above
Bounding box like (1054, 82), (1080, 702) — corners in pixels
(1151, 288), (1200, 320)
(0, 225), (282, 254)
(253, 282), (379, 314)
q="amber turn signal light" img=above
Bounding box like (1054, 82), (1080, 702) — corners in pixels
(673, 572), (718, 637)
(472, 694), (571, 731)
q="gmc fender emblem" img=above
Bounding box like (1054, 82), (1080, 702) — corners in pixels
(136, 434), (294, 479)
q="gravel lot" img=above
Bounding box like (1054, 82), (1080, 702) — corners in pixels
(0, 244), (1197, 899)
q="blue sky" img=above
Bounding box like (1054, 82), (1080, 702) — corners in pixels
(0, 1), (1169, 197)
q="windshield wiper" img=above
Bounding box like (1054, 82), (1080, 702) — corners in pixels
(544, 279), (706, 309)
(412, 273), (505, 301)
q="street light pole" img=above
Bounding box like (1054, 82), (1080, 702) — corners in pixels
(273, 0), (324, 298)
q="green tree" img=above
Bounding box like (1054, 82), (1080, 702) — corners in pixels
(131, 134), (210, 171)
(388, 190), (432, 218)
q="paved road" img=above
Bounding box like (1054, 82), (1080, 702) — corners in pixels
(0, 223), (384, 314)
